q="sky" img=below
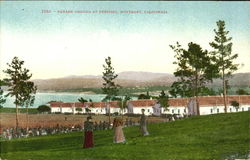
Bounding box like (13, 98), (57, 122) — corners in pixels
(0, 1), (249, 79)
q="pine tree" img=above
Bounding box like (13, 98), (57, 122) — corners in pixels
(3, 57), (35, 130)
(170, 42), (216, 115)
(102, 56), (120, 125)
(102, 56), (120, 101)
(209, 20), (239, 113)
(0, 79), (6, 108)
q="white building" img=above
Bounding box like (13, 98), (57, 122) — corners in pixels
(49, 96), (250, 116)
(127, 100), (156, 115)
(50, 102), (63, 113)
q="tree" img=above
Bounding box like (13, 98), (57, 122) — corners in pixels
(170, 42), (217, 115)
(0, 80), (6, 108)
(169, 81), (192, 98)
(169, 42), (193, 98)
(117, 95), (131, 118)
(200, 87), (217, 96)
(158, 90), (169, 112)
(102, 57), (120, 101)
(210, 20), (239, 113)
(138, 91), (151, 99)
(37, 105), (51, 113)
(78, 97), (88, 103)
(85, 108), (91, 114)
(78, 97), (89, 114)
(3, 57), (35, 130)
(236, 89), (249, 95)
(75, 107), (83, 114)
(102, 56), (120, 125)
(159, 90), (166, 98)
(230, 100), (239, 111)
(20, 81), (37, 130)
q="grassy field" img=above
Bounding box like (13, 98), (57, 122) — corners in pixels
(1, 111), (249, 160)
(0, 108), (38, 114)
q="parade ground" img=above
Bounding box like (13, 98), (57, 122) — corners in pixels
(1, 111), (249, 160)
(0, 113), (165, 129)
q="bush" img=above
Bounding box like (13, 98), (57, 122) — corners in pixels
(37, 105), (51, 113)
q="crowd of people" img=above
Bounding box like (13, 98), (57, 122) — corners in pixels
(0, 112), (186, 141)
(0, 124), (82, 140)
(0, 119), (140, 141)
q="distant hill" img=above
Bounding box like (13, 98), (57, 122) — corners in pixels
(32, 71), (250, 91)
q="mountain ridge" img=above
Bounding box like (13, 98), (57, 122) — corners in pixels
(32, 71), (250, 91)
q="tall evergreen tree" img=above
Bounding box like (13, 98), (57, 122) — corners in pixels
(102, 56), (120, 125)
(0, 79), (6, 108)
(3, 57), (35, 130)
(209, 20), (239, 113)
(102, 56), (120, 101)
(170, 42), (216, 115)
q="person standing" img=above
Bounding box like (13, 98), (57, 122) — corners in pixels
(113, 117), (126, 143)
(83, 116), (94, 148)
(140, 109), (149, 136)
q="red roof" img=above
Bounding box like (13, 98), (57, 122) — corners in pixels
(50, 102), (63, 107)
(128, 99), (157, 107)
(75, 102), (84, 108)
(61, 103), (74, 108)
(168, 98), (189, 106)
(49, 96), (250, 108)
(128, 96), (250, 107)
(198, 95), (250, 106)
(84, 101), (120, 108)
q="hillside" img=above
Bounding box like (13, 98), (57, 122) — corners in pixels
(32, 72), (250, 91)
(1, 111), (249, 160)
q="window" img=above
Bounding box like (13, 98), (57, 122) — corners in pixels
(236, 108), (238, 112)
(184, 109), (186, 113)
(217, 108), (219, 113)
(172, 109), (174, 114)
(178, 109), (180, 114)
(248, 107), (250, 111)
(148, 109), (150, 112)
(210, 109), (213, 114)
(242, 108), (244, 111)
(230, 108), (232, 112)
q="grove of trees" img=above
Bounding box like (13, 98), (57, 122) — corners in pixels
(3, 57), (37, 130)
(169, 20), (239, 115)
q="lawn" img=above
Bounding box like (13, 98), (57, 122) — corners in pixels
(1, 111), (249, 160)
(0, 108), (38, 114)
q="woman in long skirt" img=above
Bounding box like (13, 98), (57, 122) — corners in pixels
(83, 116), (94, 148)
(140, 109), (149, 136)
(113, 117), (126, 143)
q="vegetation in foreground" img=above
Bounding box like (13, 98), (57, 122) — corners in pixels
(1, 111), (249, 160)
